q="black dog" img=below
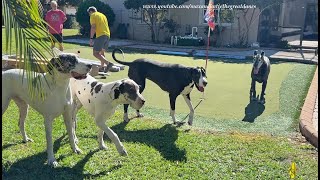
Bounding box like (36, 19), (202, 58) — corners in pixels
(250, 50), (270, 104)
(112, 48), (208, 125)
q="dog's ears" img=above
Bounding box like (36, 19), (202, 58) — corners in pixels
(200, 67), (207, 77)
(114, 89), (120, 99)
(261, 51), (265, 57)
(253, 50), (258, 56)
(191, 68), (198, 75)
(110, 81), (125, 100)
(47, 57), (60, 74)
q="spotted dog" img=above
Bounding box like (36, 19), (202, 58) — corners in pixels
(250, 50), (271, 104)
(70, 75), (145, 156)
(2, 53), (92, 167)
(112, 48), (208, 126)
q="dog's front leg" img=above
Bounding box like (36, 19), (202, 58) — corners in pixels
(259, 81), (267, 104)
(169, 94), (178, 124)
(183, 94), (194, 126)
(44, 116), (58, 167)
(71, 97), (82, 144)
(123, 104), (130, 122)
(250, 79), (256, 101)
(63, 105), (82, 154)
(97, 129), (107, 150)
(136, 110), (144, 118)
(95, 114), (127, 156)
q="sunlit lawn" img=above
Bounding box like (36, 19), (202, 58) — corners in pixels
(2, 28), (318, 179)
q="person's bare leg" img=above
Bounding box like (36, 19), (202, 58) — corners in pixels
(93, 50), (113, 72)
(51, 42), (55, 49)
(100, 49), (120, 72)
(59, 43), (64, 51)
(100, 49), (107, 65)
(93, 50), (109, 66)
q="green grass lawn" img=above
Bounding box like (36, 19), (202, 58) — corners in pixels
(2, 29), (318, 179)
(64, 47), (316, 136)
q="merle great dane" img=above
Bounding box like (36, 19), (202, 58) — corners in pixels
(250, 50), (271, 104)
(112, 48), (208, 126)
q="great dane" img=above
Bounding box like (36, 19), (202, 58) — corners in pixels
(70, 75), (145, 156)
(2, 53), (92, 167)
(250, 50), (271, 104)
(112, 48), (208, 126)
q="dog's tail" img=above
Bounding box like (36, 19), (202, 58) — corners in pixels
(112, 48), (132, 66)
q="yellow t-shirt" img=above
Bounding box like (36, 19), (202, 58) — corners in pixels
(90, 12), (110, 38)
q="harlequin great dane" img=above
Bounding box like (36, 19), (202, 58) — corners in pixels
(2, 53), (92, 167)
(70, 75), (145, 156)
(250, 50), (271, 104)
(112, 48), (208, 126)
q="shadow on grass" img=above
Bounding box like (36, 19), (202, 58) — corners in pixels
(110, 122), (187, 162)
(242, 100), (265, 123)
(2, 143), (18, 150)
(2, 134), (113, 179)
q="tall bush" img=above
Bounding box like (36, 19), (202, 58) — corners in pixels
(76, 0), (115, 37)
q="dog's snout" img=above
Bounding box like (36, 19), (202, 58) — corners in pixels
(203, 81), (208, 86)
(86, 64), (92, 69)
(141, 99), (145, 105)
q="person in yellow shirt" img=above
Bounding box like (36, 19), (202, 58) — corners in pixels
(87, 6), (119, 73)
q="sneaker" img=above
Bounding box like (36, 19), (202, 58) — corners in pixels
(112, 66), (121, 72)
(104, 62), (114, 73)
(98, 67), (105, 72)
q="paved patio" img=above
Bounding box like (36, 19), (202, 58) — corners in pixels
(64, 38), (318, 64)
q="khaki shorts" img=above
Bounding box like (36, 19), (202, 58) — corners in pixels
(93, 35), (109, 51)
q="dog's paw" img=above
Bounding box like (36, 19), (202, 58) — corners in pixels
(74, 137), (79, 144)
(73, 147), (82, 154)
(188, 121), (193, 126)
(119, 149), (128, 156)
(23, 137), (34, 143)
(48, 158), (59, 168)
(99, 145), (108, 150)
(136, 112), (144, 118)
(123, 113), (129, 123)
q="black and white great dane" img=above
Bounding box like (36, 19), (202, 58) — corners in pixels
(70, 75), (145, 156)
(250, 50), (271, 104)
(112, 48), (208, 126)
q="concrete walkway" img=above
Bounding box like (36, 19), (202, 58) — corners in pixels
(64, 38), (318, 64)
(299, 67), (318, 148)
(313, 94), (318, 133)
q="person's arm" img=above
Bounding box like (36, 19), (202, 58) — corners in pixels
(90, 24), (96, 39)
(45, 13), (49, 30)
(62, 11), (67, 23)
(89, 15), (96, 46)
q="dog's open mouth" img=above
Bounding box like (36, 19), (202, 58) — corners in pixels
(253, 68), (259, 74)
(71, 71), (87, 80)
(195, 83), (205, 92)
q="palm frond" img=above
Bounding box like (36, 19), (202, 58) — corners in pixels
(2, 0), (60, 99)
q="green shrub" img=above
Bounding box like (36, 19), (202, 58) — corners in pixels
(277, 40), (291, 49)
(64, 15), (79, 29)
(75, 0), (115, 37)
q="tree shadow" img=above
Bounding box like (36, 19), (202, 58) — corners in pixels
(2, 134), (115, 179)
(110, 122), (187, 162)
(242, 100), (265, 123)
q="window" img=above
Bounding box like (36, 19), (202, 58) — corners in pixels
(201, 0), (234, 26)
(140, 9), (168, 24)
